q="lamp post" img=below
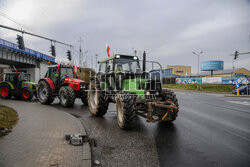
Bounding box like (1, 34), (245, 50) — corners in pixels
(192, 51), (203, 76)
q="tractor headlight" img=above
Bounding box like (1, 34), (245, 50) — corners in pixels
(80, 83), (86, 89)
(155, 91), (159, 96)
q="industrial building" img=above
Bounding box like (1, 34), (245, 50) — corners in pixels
(164, 65), (191, 76)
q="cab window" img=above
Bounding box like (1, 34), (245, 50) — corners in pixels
(99, 62), (107, 73)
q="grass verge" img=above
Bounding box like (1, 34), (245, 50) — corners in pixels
(163, 84), (236, 92)
(0, 104), (18, 137)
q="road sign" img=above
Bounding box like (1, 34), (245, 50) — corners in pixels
(236, 83), (239, 88)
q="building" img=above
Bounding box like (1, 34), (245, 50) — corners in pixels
(0, 37), (55, 83)
(164, 65), (191, 76)
(199, 68), (250, 77)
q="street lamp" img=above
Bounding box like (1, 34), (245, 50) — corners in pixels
(192, 51), (203, 76)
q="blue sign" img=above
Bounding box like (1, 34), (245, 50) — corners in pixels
(236, 83), (239, 88)
(201, 61), (224, 71)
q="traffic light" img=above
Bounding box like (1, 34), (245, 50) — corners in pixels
(16, 35), (25, 50)
(234, 51), (239, 60)
(67, 50), (71, 61)
(50, 45), (56, 57)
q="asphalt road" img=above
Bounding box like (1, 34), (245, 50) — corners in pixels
(2, 90), (250, 167)
(55, 90), (250, 167)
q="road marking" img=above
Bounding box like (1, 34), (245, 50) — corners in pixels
(227, 101), (250, 106)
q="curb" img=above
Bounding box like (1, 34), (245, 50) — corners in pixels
(66, 112), (92, 167)
(224, 95), (250, 98)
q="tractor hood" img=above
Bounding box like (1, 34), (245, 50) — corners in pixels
(22, 81), (36, 87)
(64, 78), (85, 84)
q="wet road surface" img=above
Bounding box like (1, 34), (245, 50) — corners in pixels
(4, 90), (250, 167)
(56, 90), (250, 167)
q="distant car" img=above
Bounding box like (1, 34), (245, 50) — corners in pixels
(232, 85), (250, 95)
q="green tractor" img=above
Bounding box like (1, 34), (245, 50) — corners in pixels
(0, 72), (37, 100)
(88, 52), (179, 130)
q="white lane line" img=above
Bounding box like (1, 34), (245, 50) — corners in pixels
(227, 101), (250, 106)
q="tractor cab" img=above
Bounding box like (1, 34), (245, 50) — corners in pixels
(97, 54), (161, 98)
(45, 65), (77, 90)
(98, 54), (142, 91)
(4, 73), (31, 89)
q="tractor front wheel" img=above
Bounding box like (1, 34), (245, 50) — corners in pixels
(88, 79), (108, 117)
(0, 83), (12, 99)
(59, 86), (75, 107)
(37, 80), (54, 104)
(161, 89), (179, 123)
(21, 88), (34, 101)
(116, 94), (136, 130)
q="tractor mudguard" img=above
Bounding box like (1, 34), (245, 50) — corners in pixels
(0, 81), (14, 90)
(41, 78), (55, 90)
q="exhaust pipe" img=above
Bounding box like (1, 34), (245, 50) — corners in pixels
(143, 51), (146, 72)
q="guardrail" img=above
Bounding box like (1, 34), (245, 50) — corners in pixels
(0, 38), (55, 63)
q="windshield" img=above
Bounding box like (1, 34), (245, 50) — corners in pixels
(19, 73), (29, 81)
(60, 68), (74, 78)
(114, 58), (141, 73)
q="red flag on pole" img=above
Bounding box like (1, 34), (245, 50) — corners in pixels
(106, 44), (110, 57)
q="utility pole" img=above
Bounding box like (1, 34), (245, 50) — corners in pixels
(95, 54), (98, 71)
(91, 54), (93, 69)
(78, 37), (83, 67)
(192, 51), (203, 76)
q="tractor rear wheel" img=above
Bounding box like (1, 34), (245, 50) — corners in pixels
(21, 88), (34, 101)
(37, 80), (54, 104)
(59, 86), (75, 107)
(88, 79), (108, 117)
(0, 83), (12, 99)
(116, 93), (136, 130)
(161, 89), (179, 123)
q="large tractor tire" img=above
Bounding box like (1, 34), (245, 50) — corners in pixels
(161, 89), (179, 123)
(88, 79), (108, 117)
(37, 80), (54, 104)
(59, 86), (75, 107)
(21, 88), (34, 101)
(116, 93), (136, 130)
(81, 91), (88, 105)
(0, 83), (12, 99)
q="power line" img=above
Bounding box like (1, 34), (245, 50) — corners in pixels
(0, 24), (72, 47)
(0, 11), (32, 32)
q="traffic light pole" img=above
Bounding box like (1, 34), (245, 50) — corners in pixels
(0, 24), (72, 47)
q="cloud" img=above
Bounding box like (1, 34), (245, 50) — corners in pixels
(0, 0), (250, 73)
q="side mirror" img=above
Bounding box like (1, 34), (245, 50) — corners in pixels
(107, 65), (110, 72)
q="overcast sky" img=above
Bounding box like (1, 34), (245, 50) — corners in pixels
(0, 0), (250, 73)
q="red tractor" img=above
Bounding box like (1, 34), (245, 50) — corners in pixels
(37, 64), (88, 107)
